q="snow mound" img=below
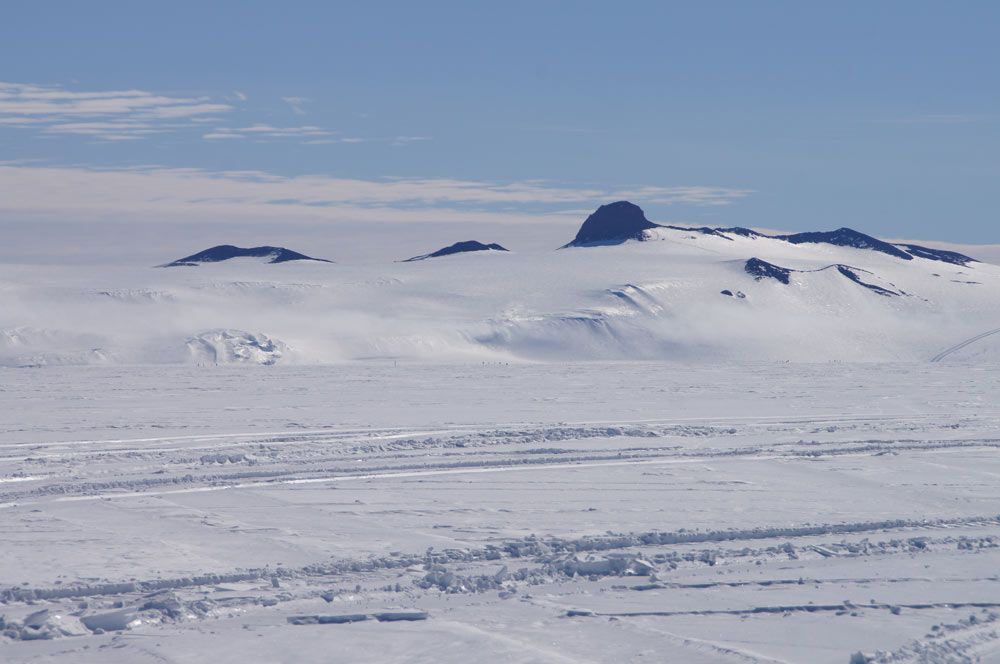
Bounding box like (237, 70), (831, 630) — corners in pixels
(90, 288), (175, 303)
(186, 329), (288, 365)
(404, 241), (509, 262)
(3, 609), (89, 640)
(161, 245), (332, 267)
(0, 327), (112, 367)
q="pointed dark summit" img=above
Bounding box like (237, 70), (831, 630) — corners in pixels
(745, 258), (793, 284)
(562, 201), (660, 247)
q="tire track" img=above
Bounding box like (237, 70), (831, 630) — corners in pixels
(931, 327), (1000, 362)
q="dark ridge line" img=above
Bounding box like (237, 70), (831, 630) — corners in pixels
(742, 258), (904, 296)
(160, 245), (332, 267)
(897, 243), (977, 266)
(402, 241), (509, 262)
(561, 202), (977, 264)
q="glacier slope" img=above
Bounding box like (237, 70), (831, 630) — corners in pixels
(0, 223), (997, 364)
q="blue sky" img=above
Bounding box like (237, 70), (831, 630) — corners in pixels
(2, 1), (998, 242)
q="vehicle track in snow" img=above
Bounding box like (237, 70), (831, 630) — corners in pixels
(3, 425), (999, 505)
(930, 327), (1000, 362)
(5, 381), (1000, 661)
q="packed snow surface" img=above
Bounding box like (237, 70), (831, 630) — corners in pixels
(2, 362), (1000, 662)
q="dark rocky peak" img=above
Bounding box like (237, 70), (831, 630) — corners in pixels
(561, 201), (660, 247)
(745, 257), (793, 284)
(161, 245), (331, 267)
(403, 241), (509, 262)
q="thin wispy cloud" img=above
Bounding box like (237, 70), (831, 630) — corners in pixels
(0, 81), (232, 140)
(890, 113), (990, 125)
(0, 116), (50, 125)
(0, 82), (424, 145)
(301, 135), (431, 147)
(0, 163), (752, 224)
(282, 96), (308, 115)
(302, 137), (369, 145)
(203, 124), (334, 140)
(612, 185), (752, 206)
(42, 121), (168, 138)
(206, 130), (430, 146)
(390, 135), (432, 146)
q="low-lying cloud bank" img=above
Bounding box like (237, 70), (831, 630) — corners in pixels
(0, 163), (752, 225)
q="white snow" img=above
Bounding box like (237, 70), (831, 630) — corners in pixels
(3, 223), (1000, 661)
(1, 225), (998, 365)
(2, 362), (1000, 662)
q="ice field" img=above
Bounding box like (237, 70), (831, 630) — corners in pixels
(3, 362), (1000, 663)
(3, 206), (1000, 662)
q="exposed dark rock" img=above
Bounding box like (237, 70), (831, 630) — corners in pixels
(896, 244), (977, 266)
(560, 202), (945, 270)
(834, 265), (902, 297)
(662, 225), (733, 240)
(561, 203), (970, 272)
(718, 227), (765, 238)
(561, 201), (660, 247)
(774, 228), (913, 261)
(161, 245), (331, 267)
(745, 258), (793, 284)
(403, 241), (509, 262)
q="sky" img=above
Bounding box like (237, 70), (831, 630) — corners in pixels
(1, 1), (998, 244)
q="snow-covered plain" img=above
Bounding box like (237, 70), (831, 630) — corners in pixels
(3, 214), (1000, 662)
(3, 362), (1000, 663)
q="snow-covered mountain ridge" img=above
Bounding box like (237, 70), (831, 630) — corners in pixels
(1, 202), (997, 365)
